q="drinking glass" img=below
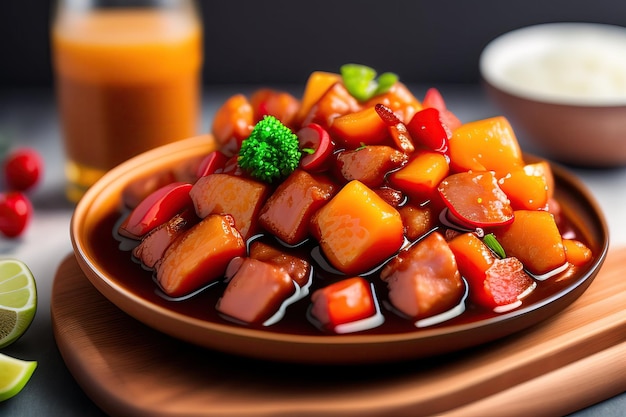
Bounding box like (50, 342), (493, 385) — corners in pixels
(51, 0), (203, 202)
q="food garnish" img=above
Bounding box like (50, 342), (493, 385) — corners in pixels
(237, 115), (301, 183)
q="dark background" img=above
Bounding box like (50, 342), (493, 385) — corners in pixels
(2, 0), (626, 88)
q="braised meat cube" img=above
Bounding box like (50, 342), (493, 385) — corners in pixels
(249, 241), (311, 288)
(217, 258), (296, 324)
(335, 146), (408, 188)
(189, 173), (270, 239)
(380, 231), (464, 319)
(132, 208), (199, 269)
(258, 169), (335, 245)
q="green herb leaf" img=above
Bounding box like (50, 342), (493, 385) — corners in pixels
(483, 233), (506, 259)
(340, 64), (397, 102)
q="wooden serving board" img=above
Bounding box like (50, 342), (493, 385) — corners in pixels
(51, 249), (626, 417)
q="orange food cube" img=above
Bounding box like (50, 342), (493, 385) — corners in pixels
(563, 239), (593, 266)
(156, 214), (246, 297)
(190, 173), (270, 239)
(295, 71), (342, 126)
(495, 210), (566, 276)
(310, 277), (377, 329)
(524, 160), (555, 199)
(448, 116), (524, 174)
(329, 106), (389, 148)
(498, 167), (549, 211)
(388, 151), (449, 200)
(311, 180), (404, 275)
(301, 82), (361, 129)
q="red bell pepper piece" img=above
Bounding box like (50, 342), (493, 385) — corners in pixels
(422, 87), (462, 132)
(406, 107), (450, 154)
(119, 182), (194, 239)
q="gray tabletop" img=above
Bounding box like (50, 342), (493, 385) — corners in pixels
(0, 85), (624, 416)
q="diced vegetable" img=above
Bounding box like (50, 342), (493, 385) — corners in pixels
(494, 210), (566, 275)
(406, 107), (450, 154)
(118, 182), (194, 239)
(301, 82), (361, 129)
(295, 71), (343, 126)
(498, 167), (549, 211)
(310, 277), (377, 329)
(421, 87), (462, 132)
(448, 232), (534, 308)
(329, 106), (389, 148)
(388, 150), (449, 200)
(297, 123), (334, 172)
(196, 150), (228, 178)
(563, 239), (593, 266)
(156, 214), (246, 297)
(311, 180), (404, 275)
(448, 116), (524, 174)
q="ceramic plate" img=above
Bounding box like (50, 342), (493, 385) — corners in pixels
(70, 135), (609, 364)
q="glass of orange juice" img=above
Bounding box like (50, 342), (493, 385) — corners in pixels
(51, 0), (203, 202)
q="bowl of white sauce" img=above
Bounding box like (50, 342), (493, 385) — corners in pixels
(480, 22), (626, 167)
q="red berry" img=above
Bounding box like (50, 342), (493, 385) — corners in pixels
(4, 147), (43, 192)
(0, 192), (32, 238)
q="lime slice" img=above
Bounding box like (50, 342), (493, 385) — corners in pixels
(0, 352), (37, 401)
(0, 259), (37, 348)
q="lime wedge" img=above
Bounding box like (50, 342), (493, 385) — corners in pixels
(0, 352), (37, 401)
(0, 259), (37, 348)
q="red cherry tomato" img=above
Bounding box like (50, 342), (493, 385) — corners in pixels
(0, 191), (32, 237)
(3, 147), (43, 192)
(297, 123), (333, 172)
(438, 171), (514, 228)
(119, 182), (194, 239)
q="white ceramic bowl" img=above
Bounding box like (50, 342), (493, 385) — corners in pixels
(480, 22), (626, 167)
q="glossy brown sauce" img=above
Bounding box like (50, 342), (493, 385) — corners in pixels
(94, 201), (594, 336)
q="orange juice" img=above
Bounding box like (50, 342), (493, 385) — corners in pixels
(52, 7), (203, 202)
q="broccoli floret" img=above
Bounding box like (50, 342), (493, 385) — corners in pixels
(238, 115), (301, 183)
